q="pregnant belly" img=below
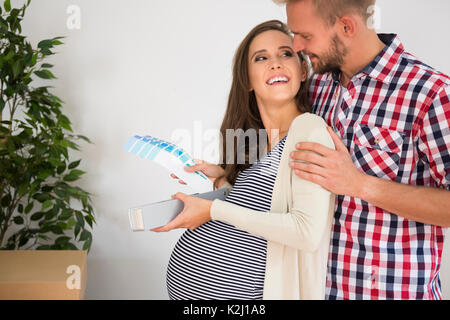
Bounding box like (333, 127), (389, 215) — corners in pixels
(166, 220), (267, 300)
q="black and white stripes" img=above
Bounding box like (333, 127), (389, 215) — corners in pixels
(166, 135), (287, 300)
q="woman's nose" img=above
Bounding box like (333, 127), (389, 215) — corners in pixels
(270, 58), (282, 70)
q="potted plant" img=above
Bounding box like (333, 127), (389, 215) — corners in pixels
(0, 0), (95, 252)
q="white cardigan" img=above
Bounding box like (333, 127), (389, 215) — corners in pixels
(210, 113), (336, 300)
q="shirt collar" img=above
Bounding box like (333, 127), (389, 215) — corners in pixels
(331, 33), (405, 85)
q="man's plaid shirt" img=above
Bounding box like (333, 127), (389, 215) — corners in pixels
(310, 34), (450, 299)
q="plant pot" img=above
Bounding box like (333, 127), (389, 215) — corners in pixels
(0, 250), (87, 300)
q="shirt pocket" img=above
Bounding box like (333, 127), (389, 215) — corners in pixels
(353, 123), (405, 180)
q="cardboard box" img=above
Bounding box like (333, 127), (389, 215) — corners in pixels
(0, 250), (87, 300)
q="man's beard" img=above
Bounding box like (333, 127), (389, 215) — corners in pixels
(308, 34), (348, 75)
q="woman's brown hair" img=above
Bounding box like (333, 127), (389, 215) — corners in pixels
(213, 19), (311, 189)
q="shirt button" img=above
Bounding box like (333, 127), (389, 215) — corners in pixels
(374, 138), (380, 144)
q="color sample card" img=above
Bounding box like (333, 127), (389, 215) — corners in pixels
(128, 188), (229, 231)
(123, 135), (213, 193)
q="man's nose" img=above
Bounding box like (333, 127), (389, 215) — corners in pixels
(292, 36), (305, 52)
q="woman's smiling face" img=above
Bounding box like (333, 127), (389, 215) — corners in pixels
(248, 30), (305, 106)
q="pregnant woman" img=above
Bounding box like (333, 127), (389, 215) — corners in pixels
(153, 20), (335, 300)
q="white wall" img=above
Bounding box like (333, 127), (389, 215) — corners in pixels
(18, 0), (449, 299)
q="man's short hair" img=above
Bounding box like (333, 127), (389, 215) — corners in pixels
(274, 0), (376, 26)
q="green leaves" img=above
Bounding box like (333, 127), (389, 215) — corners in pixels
(68, 159), (81, 170)
(37, 169), (53, 180)
(24, 202), (33, 214)
(12, 60), (23, 79)
(79, 230), (92, 250)
(59, 209), (72, 221)
(3, 50), (14, 63)
(13, 216), (24, 224)
(50, 225), (63, 235)
(0, 0), (95, 253)
(58, 114), (72, 131)
(55, 236), (71, 246)
(30, 211), (44, 221)
(37, 39), (53, 50)
(37, 37), (64, 56)
(75, 211), (84, 228)
(4, 0), (11, 12)
(41, 199), (52, 210)
(37, 38), (64, 49)
(63, 169), (85, 182)
(1, 194), (11, 207)
(0, 98), (5, 113)
(34, 69), (56, 79)
(79, 230), (90, 241)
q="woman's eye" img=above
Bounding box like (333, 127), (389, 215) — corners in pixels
(254, 51), (293, 62)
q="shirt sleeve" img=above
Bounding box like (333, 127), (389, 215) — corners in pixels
(418, 84), (450, 190)
(210, 116), (335, 252)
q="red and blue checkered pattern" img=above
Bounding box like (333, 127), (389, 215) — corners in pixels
(310, 34), (450, 299)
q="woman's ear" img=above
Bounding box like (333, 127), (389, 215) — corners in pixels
(300, 60), (308, 82)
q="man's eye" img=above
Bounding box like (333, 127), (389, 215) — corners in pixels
(282, 51), (293, 57)
(301, 35), (311, 40)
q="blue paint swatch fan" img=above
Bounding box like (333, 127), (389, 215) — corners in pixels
(123, 135), (213, 193)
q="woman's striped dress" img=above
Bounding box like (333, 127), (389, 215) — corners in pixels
(166, 135), (287, 300)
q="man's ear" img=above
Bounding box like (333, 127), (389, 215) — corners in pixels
(338, 15), (357, 38)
